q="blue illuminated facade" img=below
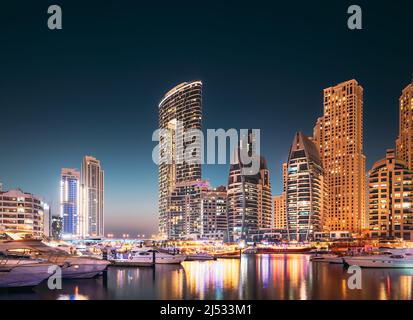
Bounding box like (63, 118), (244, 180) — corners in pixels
(61, 169), (80, 237)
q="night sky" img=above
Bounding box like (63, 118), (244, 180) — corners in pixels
(0, 0), (412, 237)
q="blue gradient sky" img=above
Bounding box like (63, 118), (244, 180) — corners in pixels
(0, 1), (412, 236)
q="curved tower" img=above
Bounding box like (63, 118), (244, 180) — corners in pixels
(158, 81), (203, 239)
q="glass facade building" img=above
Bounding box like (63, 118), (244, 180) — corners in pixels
(286, 132), (326, 242)
(61, 168), (80, 237)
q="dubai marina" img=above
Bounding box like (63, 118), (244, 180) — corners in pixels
(1, 1), (413, 310)
(2, 253), (413, 300)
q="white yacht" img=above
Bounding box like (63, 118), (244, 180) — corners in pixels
(0, 240), (110, 279)
(0, 263), (53, 288)
(344, 254), (413, 268)
(110, 248), (186, 266)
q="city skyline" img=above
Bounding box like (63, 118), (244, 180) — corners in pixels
(0, 1), (412, 237)
(1, 78), (412, 237)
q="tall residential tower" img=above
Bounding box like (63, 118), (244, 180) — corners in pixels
(368, 149), (413, 240)
(227, 131), (272, 242)
(158, 81), (203, 239)
(60, 168), (81, 238)
(81, 156), (104, 238)
(396, 81), (413, 170)
(313, 79), (366, 233)
(286, 132), (326, 241)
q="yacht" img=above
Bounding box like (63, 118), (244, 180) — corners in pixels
(0, 263), (54, 288)
(110, 248), (186, 266)
(0, 253), (46, 267)
(310, 253), (344, 264)
(344, 253), (413, 268)
(185, 252), (216, 261)
(0, 240), (110, 279)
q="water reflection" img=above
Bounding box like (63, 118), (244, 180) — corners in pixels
(1, 254), (413, 300)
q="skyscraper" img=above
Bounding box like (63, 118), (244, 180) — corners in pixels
(166, 180), (208, 240)
(257, 162), (272, 230)
(81, 156), (104, 238)
(227, 131), (272, 242)
(396, 81), (413, 170)
(158, 81), (203, 239)
(200, 186), (228, 240)
(286, 132), (326, 241)
(273, 193), (286, 229)
(368, 149), (413, 240)
(282, 162), (288, 192)
(273, 162), (288, 230)
(313, 79), (366, 233)
(60, 168), (80, 238)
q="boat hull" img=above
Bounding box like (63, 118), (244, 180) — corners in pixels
(110, 254), (186, 266)
(344, 257), (413, 268)
(0, 264), (52, 288)
(62, 263), (109, 279)
(185, 255), (216, 261)
(110, 261), (153, 267)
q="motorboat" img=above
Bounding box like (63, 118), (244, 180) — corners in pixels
(0, 263), (53, 288)
(378, 248), (413, 256)
(109, 248), (186, 266)
(185, 252), (216, 261)
(310, 253), (344, 264)
(0, 240), (110, 279)
(344, 254), (413, 268)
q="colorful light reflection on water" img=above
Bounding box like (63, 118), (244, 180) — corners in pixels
(1, 254), (413, 300)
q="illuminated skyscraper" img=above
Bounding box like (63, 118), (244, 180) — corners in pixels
(200, 186), (228, 240)
(368, 149), (413, 240)
(396, 81), (413, 170)
(273, 193), (286, 229)
(166, 181), (228, 241)
(282, 162), (288, 192)
(158, 81), (203, 239)
(273, 162), (288, 229)
(166, 180), (207, 240)
(313, 79), (365, 233)
(60, 168), (80, 238)
(81, 156), (104, 238)
(227, 130), (272, 242)
(286, 132), (326, 241)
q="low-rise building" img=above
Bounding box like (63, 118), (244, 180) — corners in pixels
(0, 188), (45, 238)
